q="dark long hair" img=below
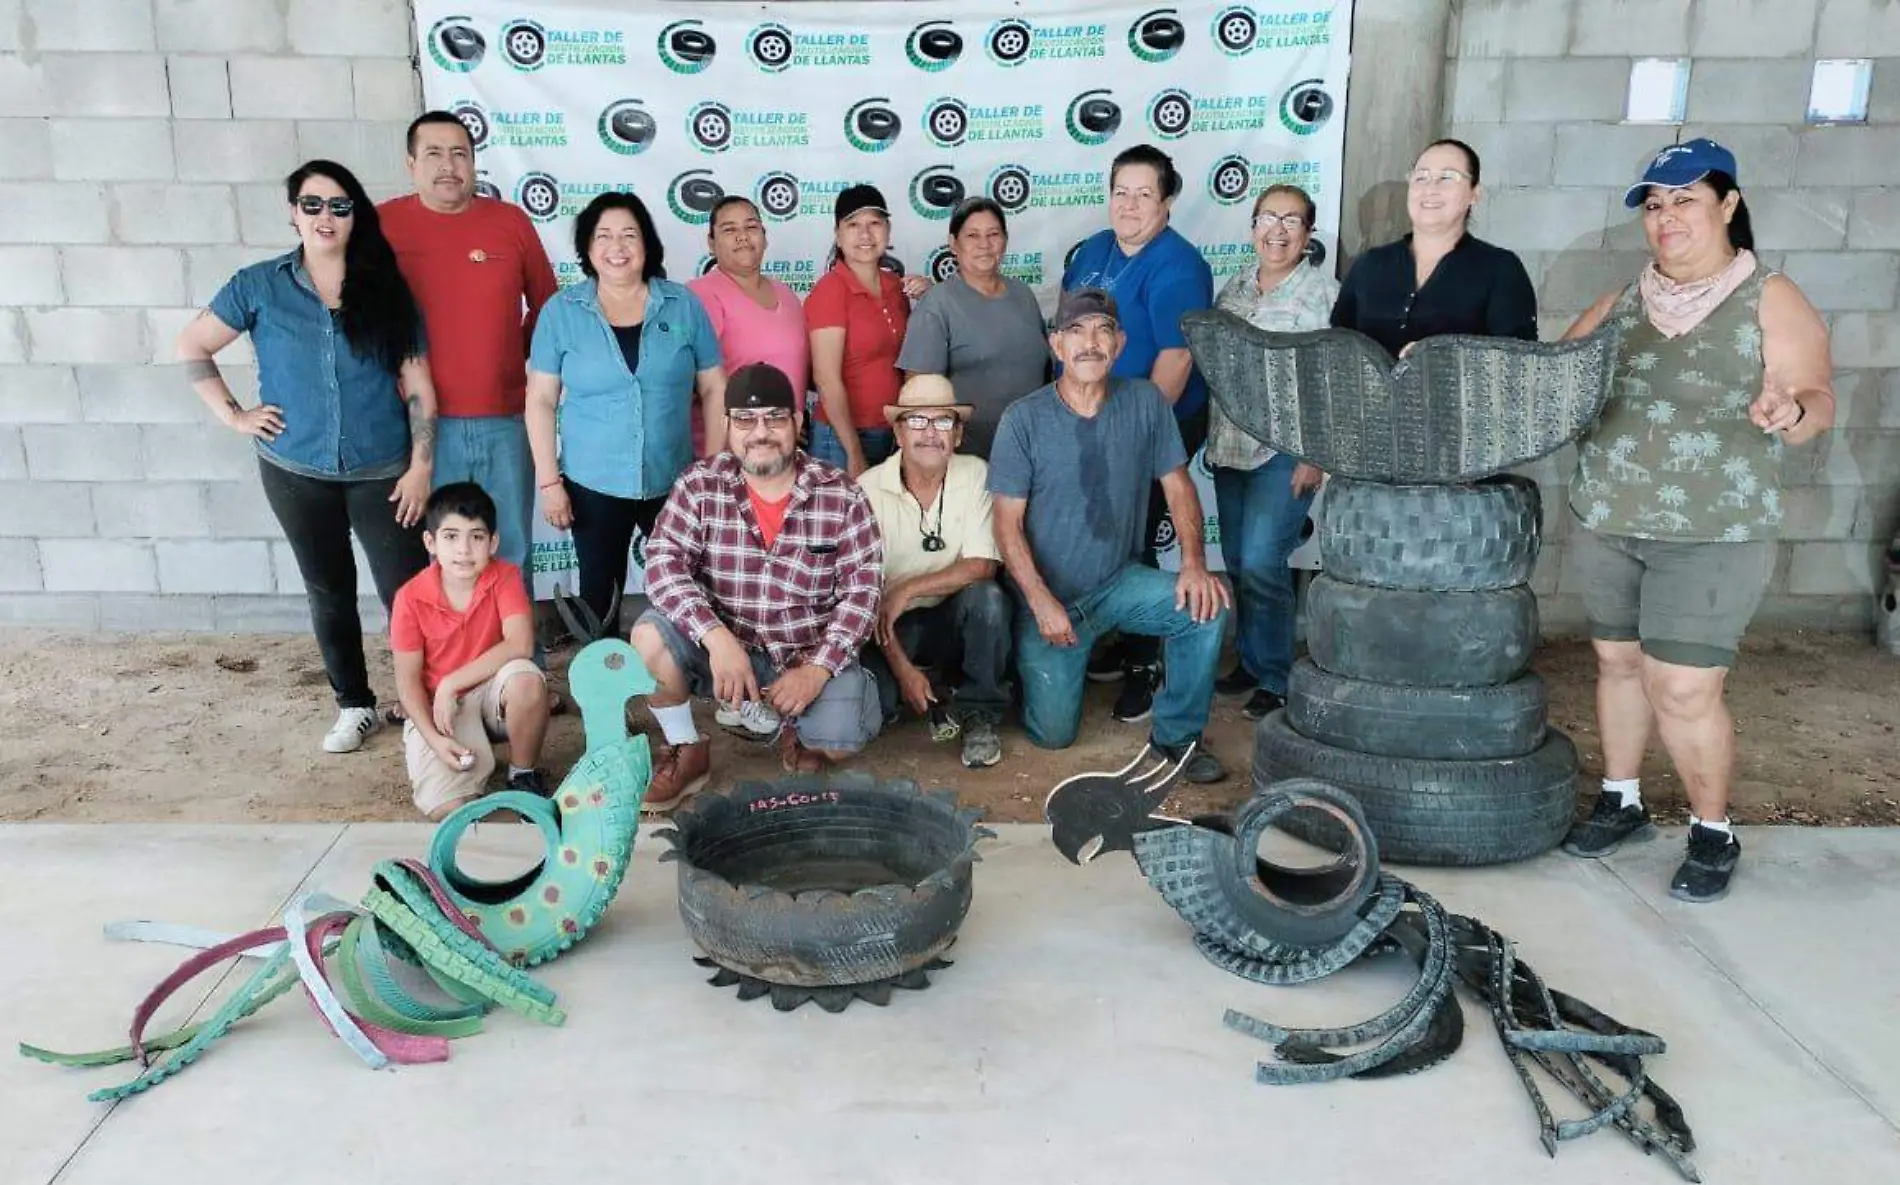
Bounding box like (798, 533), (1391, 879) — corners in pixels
(284, 160), (422, 375)
(1705, 171), (1755, 251)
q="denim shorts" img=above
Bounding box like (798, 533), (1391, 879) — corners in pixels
(1575, 528), (1775, 668)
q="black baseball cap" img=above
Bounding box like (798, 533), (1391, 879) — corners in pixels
(725, 363), (797, 411)
(834, 183), (890, 225)
(1054, 287), (1120, 330)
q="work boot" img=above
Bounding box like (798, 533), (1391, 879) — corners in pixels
(643, 739), (711, 813)
(776, 728), (824, 774)
(1670, 824), (1740, 903)
(1215, 666), (1255, 697)
(1242, 689), (1285, 721)
(1151, 737), (1227, 784)
(1561, 795), (1656, 858)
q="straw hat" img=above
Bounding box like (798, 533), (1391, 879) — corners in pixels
(883, 374), (975, 424)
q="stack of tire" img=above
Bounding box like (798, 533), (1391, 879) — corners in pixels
(1254, 475), (1580, 866)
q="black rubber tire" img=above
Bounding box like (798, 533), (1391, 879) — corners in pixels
(1253, 712), (1579, 867)
(1286, 659), (1548, 760)
(1318, 476), (1541, 592)
(1306, 574), (1537, 688)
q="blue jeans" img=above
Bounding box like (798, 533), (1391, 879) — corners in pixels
(1214, 456), (1315, 695)
(1015, 564), (1226, 749)
(808, 420), (895, 471)
(432, 415), (539, 659)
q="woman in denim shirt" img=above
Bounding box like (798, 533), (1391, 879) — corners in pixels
(177, 159), (438, 755)
(527, 192), (727, 638)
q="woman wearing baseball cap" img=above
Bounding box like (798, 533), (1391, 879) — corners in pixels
(1556, 137), (1836, 904)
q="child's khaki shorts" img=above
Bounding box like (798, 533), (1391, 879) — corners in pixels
(405, 658), (544, 817)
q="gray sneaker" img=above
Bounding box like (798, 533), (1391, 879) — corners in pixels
(960, 712), (1002, 768)
(1152, 738), (1227, 784)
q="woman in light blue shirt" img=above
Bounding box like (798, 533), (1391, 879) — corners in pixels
(527, 192), (726, 638)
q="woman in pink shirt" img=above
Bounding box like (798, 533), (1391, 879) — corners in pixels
(687, 195), (809, 455)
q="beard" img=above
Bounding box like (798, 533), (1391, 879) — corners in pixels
(741, 448), (791, 478)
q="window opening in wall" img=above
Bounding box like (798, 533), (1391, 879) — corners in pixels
(1807, 59), (1872, 124)
(1625, 58), (1689, 124)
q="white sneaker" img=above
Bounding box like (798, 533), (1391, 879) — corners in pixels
(322, 706), (381, 754)
(714, 699), (781, 737)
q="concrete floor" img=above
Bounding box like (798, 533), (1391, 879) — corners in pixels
(4, 822), (1897, 1185)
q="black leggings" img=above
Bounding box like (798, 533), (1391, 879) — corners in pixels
(258, 458), (427, 709)
(565, 477), (666, 639)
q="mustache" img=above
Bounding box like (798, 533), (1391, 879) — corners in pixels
(1074, 350), (1108, 362)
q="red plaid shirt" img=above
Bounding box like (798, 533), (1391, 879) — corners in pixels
(645, 451), (884, 674)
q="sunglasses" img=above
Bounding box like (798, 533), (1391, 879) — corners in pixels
(728, 408), (794, 428)
(296, 196), (356, 217)
(898, 413), (960, 432)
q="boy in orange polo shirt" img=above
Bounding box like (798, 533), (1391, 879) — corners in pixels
(390, 482), (551, 818)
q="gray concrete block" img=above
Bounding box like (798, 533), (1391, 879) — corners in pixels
(155, 0), (286, 53)
(212, 594), (318, 632)
(1472, 187), (1612, 251)
(1454, 0), (1572, 57)
(1849, 188), (1900, 249)
(1794, 127), (1900, 188)
(1797, 425), (1900, 487)
(0, 479), (93, 536)
(1504, 58), (1631, 122)
(166, 55), (230, 120)
(1816, 0), (1900, 57)
(1779, 251), (1900, 311)
(1539, 249), (1651, 314)
(0, 181), (111, 243)
(0, 310), (20, 364)
(288, 0), (412, 56)
(1686, 59), (1815, 125)
(24, 422), (143, 481)
(1691, 0), (1820, 56)
(228, 56), (352, 119)
(233, 182), (298, 247)
(0, 365), (81, 421)
(0, 537), (41, 590)
(0, 592), (99, 627)
(205, 476), (284, 538)
(1880, 369), (1900, 427)
(1750, 189), (1851, 250)
(1779, 485), (1863, 539)
(173, 119), (299, 183)
(108, 182), (236, 244)
(23, 308), (145, 365)
(39, 538), (156, 592)
(1569, 0), (1692, 55)
(61, 246), (186, 307)
(186, 245), (282, 305)
(157, 538), (271, 592)
(1447, 57), (1504, 125)
(26, 0), (154, 51)
(1679, 124), (1799, 186)
(1551, 123), (1668, 188)
(146, 306), (251, 366)
(1830, 311), (1900, 367)
(75, 363), (203, 423)
(0, 246), (61, 303)
(141, 422), (256, 480)
(1787, 540), (1887, 594)
(0, 53), (51, 117)
(0, 117), (51, 178)
(294, 121), (408, 187)
(1871, 58), (1900, 124)
(1447, 121), (1556, 186)
(45, 53), (169, 117)
(1828, 368), (1888, 427)
(95, 481), (209, 538)
(351, 57), (417, 122)
(99, 593), (216, 630)
(0, 425), (23, 479)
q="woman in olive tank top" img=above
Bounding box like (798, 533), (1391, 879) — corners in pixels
(1554, 139), (1836, 904)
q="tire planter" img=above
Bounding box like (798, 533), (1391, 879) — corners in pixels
(1305, 574), (1539, 688)
(1286, 659), (1547, 761)
(657, 774), (991, 1008)
(1253, 712), (1579, 867)
(1318, 476), (1541, 591)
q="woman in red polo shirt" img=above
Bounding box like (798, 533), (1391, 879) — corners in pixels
(805, 184), (926, 477)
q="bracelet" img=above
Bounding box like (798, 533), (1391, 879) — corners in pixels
(538, 478), (564, 491)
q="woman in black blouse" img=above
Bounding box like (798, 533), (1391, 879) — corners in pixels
(1332, 139), (1537, 356)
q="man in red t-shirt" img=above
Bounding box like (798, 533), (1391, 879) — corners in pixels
(381, 112), (559, 656)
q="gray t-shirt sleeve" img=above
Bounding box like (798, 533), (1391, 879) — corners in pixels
(1142, 383), (1188, 479)
(895, 291), (951, 375)
(987, 402), (1034, 499)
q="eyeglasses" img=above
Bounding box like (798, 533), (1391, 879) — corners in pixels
(728, 408), (793, 428)
(1406, 169), (1471, 188)
(1252, 212), (1308, 230)
(899, 413), (960, 432)
(297, 196), (356, 217)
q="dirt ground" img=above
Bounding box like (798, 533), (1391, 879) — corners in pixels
(1, 627), (1895, 827)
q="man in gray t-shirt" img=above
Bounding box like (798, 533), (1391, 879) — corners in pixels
(989, 288), (1231, 782)
(897, 272), (1049, 459)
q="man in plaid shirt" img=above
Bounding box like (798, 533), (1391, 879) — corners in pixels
(631, 362), (885, 809)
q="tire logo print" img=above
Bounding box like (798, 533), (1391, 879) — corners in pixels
(755, 172), (800, 221)
(1280, 80), (1334, 135)
(927, 246), (959, 283)
(1213, 7), (1259, 55)
(1208, 155), (1251, 204)
(500, 20), (548, 70)
(668, 171), (725, 225)
(428, 19), (486, 73)
(474, 177), (501, 200)
(1149, 88), (1193, 139)
(451, 101), (490, 150)
(1129, 10), (1185, 63)
(909, 167), (965, 220)
(658, 20), (715, 74)
(749, 23), (795, 72)
(1066, 90), (1121, 146)
(906, 22), (962, 71)
(988, 166), (1032, 213)
(687, 102), (734, 153)
(517, 173), (560, 221)
(598, 100), (655, 156)
(986, 19), (1033, 66)
(844, 98), (901, 153)
(924, 99), (969, 148)
(1154, 511), (1178, 553)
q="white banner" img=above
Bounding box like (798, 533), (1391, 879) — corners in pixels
(413, 0), (1352, 597)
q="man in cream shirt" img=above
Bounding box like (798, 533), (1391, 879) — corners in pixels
(860, 375), (1012, 768)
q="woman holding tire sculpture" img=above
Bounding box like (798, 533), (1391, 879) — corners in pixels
(1557, 139), (1835, 903)
(896, 197), (1049, 460)
(1205, 184), (1337, 721)
(526, 192), (727, 640)
(1331, 139), (1537, 356)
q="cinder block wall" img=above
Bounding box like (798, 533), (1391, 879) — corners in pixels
(0, 0), (1894, 632)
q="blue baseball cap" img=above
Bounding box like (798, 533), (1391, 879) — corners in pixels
(1623, 138), (1739, 208)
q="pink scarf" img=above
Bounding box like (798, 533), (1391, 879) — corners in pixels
(1637, 249), (1757, 339)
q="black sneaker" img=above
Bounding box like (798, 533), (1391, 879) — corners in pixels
(1151, 738), (1227, 784)
(1086, 644), (1125, 683)
(506, 769), (553, 797)
(1670, 824), (1740, 903)
(1215, 666), (1256, 697)
(1112, 664), (1158, 723)
(1560, 795), (1655, 858)
(1242, 689), (1285, 721)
